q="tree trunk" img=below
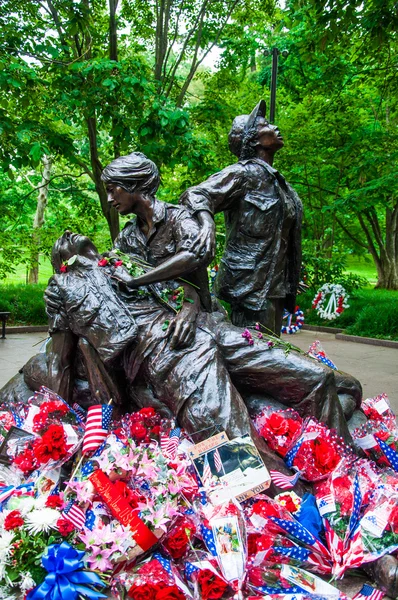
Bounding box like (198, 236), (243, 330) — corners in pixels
(86, 116), (119, 241)
(28, 156), (52, 284)
(374, 257), (398, 289)
(356, 206), (398, 290)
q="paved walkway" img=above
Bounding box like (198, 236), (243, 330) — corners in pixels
(0, 329), (397, 411)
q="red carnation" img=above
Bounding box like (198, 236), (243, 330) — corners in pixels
(12, 448), (38, 476)
(4, 510), (24, 531)
(98, 258), (109, 267)
(56, 517), (75, 536)
(60, 264), (68, 273)
(114, 260), (123, 267)
(45, 494), (64, 509)
(33, 424), (68, 464)
(197, 569), (229, 600)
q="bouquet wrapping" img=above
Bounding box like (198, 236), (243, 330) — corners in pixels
(315, 458), (366, 577)
(246, 494), (331, 574)
(253, 408), (302, 457)
(284, 418), (354, 482)
(361, 394), (396, 431)
(113, 553), (191, 599)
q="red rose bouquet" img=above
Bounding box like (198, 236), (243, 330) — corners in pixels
(245, 494), (331, 573)
(361, 393), (396, 431)
(26, 386), (85, 434)
(247, 532), (331, 575)
(120, 407), (163, 445)
(352, 420), (398, 467)
(184, 550), (235, 599)
(113, 554), (189, 599)
(194, 499), (247, 593)
(314, 458), (367, 576)
(245, 562), (309, 595)
(253, 408), (302, 457)
(284, 418), (354, 482)
(8, 387), (85, 476)
(162, 515), (197, 560)
(358, 484), (398, 564)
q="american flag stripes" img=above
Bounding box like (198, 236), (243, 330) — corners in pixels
(160, 427), (181, 459)
(317, 494), (335, 516)
(213, 448), (223, 473)
(353, 584), (384, 600)
(270, 469), (301, 489)
(347, 473), (362, 542)
(271, 516), (331, 560)
(285, 439), (304, 467)
(62, 499), (86, 529)
(153, 553), (173, 575)
(72, 402), (87, 423)
(375, 436), (398, 471)
(82, 404), (113, 454)
(202, 454), (212, 485)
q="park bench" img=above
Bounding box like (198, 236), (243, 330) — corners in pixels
(0, 312), (10, 339)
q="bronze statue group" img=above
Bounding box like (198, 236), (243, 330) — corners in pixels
(2, 100), (397, 594)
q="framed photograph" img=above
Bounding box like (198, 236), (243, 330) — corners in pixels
(0, 426), (36, 466)
(190, 433), (271, 504)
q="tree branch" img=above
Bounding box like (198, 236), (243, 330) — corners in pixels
(335, 217), (368, 249)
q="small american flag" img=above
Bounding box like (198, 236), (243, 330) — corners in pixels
(213, 448), (223, 473)
(160, 427), (181, 459)
(62, 499), (86, 529)
(82, 404), (112, 454)
(347, 473), (362, 541)
(353, 584), (384, 600)
(270, 469), (301, 489)
(317, 493), (335, 516)
(72, 403), (87, 423)
(202, 454), (212, 485)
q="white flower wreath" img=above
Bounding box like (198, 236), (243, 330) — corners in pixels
(312, 283), (349, 321)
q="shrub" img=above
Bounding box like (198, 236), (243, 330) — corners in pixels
(0, 284), (47, 325)
(302, 250), (367, 293)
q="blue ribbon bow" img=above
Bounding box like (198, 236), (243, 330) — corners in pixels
(27, 542), (106, 600)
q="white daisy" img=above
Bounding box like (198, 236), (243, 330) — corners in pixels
(24, 508), (59, 535)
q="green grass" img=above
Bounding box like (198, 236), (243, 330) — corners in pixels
(3, 255), (53, 285)
(345, 255), (377, 285)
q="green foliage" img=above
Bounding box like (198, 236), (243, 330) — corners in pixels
(0, 284), (47, 325)
(302, 248), (368, 293)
